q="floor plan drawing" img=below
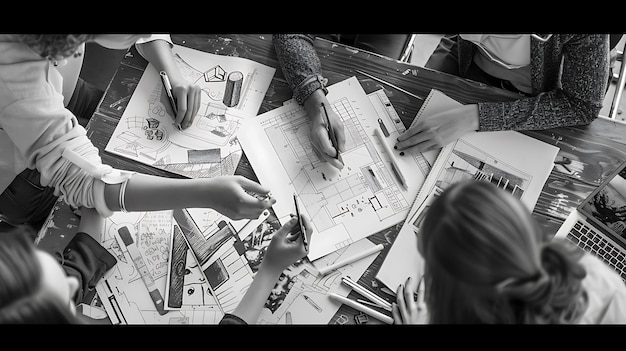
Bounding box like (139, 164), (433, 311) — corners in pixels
(105, 44), (275, 179)
(239, 77), (430, 261)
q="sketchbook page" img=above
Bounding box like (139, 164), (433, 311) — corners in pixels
(238, 76), (432, 261)
(376, 89), (560, 292)
(104, 44), (275, 179)
(95, 210), (224, 324)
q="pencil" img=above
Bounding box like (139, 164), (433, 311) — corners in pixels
(341, 275), (392, 311)
(328, 293), (393, 324)
(159, 71), (179, 130)
(354, 69), (423, 100)
(320, 102), (344, 165)
(317, 244), (384, 275)
(373, 127), (408, 190)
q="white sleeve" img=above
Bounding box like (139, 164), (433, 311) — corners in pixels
(135, 34), (173, 59)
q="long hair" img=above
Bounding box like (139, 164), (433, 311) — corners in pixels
(0, 226), (79, 324)
(419, 180), (588, 324)
(15, 34), (94, 61)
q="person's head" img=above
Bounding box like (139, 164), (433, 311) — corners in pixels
(418, 180), (588, 324)
(16, 34), (151, 61)
(0, 226), (81, 324)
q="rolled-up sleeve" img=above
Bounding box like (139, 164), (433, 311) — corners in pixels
(273, 34), (328, 105)
(1, 69), (113, 217)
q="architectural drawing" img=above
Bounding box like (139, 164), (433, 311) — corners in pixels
(105, 44), (275, 179)
(239, 77), (431, 261)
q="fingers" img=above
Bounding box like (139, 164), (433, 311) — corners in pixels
(311, 132), (344, 170)
(176, 86), (201, 130)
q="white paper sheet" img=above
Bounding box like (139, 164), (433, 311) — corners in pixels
(238, 77), (433, 261)
(105, 44), (275, 179)
(376, 89), (560, 292)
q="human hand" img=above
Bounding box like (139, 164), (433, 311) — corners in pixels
(261, 214), (312, 274)
(304, 91), (345, 170)
(392, 276), (427, 324)
(395, 104), (479, 152)
(171, 81), (202, 130)
(204, 176), (276, 220)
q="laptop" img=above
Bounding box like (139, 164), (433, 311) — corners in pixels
(554, 161), (626, 283)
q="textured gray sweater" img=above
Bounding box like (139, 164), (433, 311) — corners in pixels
(273, 34), (610, 132)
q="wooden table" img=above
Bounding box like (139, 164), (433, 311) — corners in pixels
(38, 34), (626, 325)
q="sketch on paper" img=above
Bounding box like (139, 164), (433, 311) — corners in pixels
(239, 77), (431, 261)
(95, 210), (223, 325)
(376, 89), (560, 292)
(105, 44), (275, 179)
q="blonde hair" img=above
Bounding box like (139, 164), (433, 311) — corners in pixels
(419, 180), (588, 324)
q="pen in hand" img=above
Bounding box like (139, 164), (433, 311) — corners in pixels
(320, 102), (344, 165)
(159, 71), (180, 130)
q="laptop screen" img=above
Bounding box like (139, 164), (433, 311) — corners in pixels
(578, 162), (626, 245)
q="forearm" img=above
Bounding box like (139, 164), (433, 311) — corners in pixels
(273, 34), (327, 105)
(103, 173), (209, 212)
(231, 263), (282, 324)
(136, 39), (185, 87)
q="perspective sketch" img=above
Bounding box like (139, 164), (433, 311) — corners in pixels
(105, 44), (275, 179)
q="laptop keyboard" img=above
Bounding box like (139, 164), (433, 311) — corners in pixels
(566, 220), (626, 283)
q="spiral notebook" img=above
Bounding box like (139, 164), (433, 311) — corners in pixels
(554, 161), (626, 283)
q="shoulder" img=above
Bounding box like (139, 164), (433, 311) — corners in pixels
(579, 253), (626, 323)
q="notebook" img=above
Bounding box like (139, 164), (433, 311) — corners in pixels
(554, 161), (626, 282)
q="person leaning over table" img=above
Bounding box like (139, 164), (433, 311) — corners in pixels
(273, 34), (346, 171)
(394, 34), (610, 153)
(0, 34), (271, 234)
(0, 208), (313, 324)
(392, 180), (626, 324)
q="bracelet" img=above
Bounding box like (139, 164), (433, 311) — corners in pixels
(118, 178), (129, 213)
(294, 74), (328, 105)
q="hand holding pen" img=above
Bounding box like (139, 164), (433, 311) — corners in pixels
(303, 92), (345, 170)
(159, 71), (202, 131)
(261, 213), (313, 273)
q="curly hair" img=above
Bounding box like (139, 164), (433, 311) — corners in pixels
(419, 180), (588, 324)
(15, 34), (94, 61)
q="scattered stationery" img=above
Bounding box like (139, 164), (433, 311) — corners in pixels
(328, 293), (393, 324)
(373, 127), (407, 190)
(355, 69), (423, 100)
(341, 275), (392, 311)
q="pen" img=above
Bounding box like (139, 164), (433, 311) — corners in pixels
(159, 71), (179, 129)
(357, 298), (391, 312)
(317, 244), (384, 276)
(328, 293), (393, 324)
(117, 226), (167, 315)
(341, 275), (392, 311)
(320, 102), (344, 165)
(293, 193), (309, 252)
(373, 127), (407, 190)
(354, 69), (424, 101)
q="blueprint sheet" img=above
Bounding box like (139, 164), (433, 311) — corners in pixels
(238, 76), (434, 261)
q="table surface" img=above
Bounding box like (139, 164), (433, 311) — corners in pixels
(38, 34), (626, 325)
